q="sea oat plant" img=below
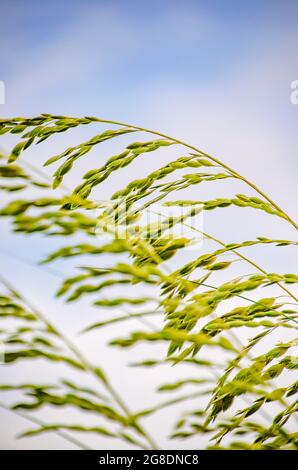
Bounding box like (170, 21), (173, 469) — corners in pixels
(0, 114), (297, 449)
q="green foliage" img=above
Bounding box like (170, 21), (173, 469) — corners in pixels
(0, 115), (297, 449)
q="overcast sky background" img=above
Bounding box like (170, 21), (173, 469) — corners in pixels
(0, 0), (298, 449)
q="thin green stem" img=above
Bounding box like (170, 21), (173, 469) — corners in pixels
(0, 275), (158, 450)
(181, 222), (298, 306)
(93, 117), (298, 231)
(146, 207), (298, 319)
(0, 401), (90, 449)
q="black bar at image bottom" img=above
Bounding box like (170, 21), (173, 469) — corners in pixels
(0, 450), (295, 467)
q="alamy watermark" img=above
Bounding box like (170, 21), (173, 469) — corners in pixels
(0, 80), (5, 104)
(93, 199), (204, 250)
(0, 341), (5, 365)
(290, 80), (298, 104)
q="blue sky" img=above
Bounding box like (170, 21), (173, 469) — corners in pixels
(1, 0), (298, 117)
(1, 0), (297, 208)
(0, 0), (298, 449)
